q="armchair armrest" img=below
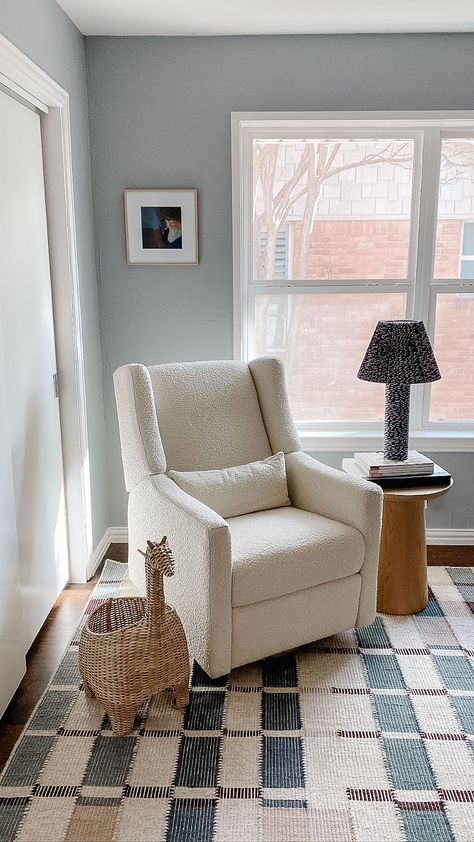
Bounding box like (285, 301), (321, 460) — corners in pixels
(128, 473), (232, 677)
(286, 451), (383, 626)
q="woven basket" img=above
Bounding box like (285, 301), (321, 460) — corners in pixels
(79, 537), (190, 735)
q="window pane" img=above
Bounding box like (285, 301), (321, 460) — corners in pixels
(252, 139), (414, 282)
(253, 293), (406, 421)
(460, 260), (474, 279)
(434, 139), (474, 279)
(430, 294), (474, 421)
(462, 222), (474, 255)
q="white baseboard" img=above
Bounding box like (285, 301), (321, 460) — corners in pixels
(89, 526), (473, 577)
(87, 532), (109, 579)
(87, 526), (129, 579)
(426, 528), (474, 546)
(106, 526), (129, 544)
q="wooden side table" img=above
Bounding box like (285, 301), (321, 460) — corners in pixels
(342, 459), (453, 615)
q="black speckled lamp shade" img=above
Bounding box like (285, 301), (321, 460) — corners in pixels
(357, 320), (441, 384)
(357, 320), (441, 461)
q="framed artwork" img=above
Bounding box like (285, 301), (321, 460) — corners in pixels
(124, 188), (198, 265)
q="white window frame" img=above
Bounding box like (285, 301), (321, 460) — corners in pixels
(232, 112), (474, 452)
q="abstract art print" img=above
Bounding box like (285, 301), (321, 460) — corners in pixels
(124, 189), (198, 265)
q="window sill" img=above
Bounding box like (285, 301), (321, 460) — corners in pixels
(298, 428), (474, 453)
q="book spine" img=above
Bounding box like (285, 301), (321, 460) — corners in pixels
(367, 466), (428, 477)
(354, 458), (433, 475)
(365, 473), (451, 489)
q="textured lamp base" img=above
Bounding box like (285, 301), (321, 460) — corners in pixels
(384, 383), (410, 461)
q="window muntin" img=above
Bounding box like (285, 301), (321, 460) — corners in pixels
(252, 138), (415, 282)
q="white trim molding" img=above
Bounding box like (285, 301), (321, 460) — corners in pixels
(107, 526), (473, 549)
(427, 529), (474, 546)
(89, 527), (128, 578)
(0, 34), (93, 583)
(107, 527), (129, 545)
(300, 429), (474, 453)
(89, 530), (112, 578)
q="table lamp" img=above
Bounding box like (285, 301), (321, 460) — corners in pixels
(357, 320), (441, 462)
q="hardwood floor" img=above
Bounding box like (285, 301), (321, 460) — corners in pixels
(0, 559), (107, 773)
(427, 544), (474, 566)
(103, 542), (128, 564)
(0, 542), (472, 773)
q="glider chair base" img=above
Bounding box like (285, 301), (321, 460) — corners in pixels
(230, 573), (362, 671)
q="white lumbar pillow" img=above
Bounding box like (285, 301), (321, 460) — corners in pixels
(168, 452), (291, 519)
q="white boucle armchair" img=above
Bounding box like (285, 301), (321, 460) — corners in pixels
(114, 357), (383, 678)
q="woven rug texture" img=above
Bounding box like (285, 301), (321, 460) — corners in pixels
(0, 563), (473, 841)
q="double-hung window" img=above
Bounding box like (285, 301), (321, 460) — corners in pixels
(232, 114), (474, 448)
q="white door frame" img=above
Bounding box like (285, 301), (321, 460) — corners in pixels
(0, 34), (93, 582)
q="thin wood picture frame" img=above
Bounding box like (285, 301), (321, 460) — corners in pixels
(124, 188), (198, 265)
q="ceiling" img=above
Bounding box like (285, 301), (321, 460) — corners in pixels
(56, 0), (474, 37)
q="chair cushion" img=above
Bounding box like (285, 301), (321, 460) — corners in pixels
(169, 452), (291, 519)
(228, 507), (365, 607)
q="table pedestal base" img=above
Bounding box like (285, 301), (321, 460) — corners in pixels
(377, 497), (428, 615)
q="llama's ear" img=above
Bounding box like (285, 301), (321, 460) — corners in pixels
(159, 535), (167, 545)
(147, 540), (154, 549)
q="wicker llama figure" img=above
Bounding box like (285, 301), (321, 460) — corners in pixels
(79, 537), (190, 735)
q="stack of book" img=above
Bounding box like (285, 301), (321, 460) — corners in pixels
(350, 450), (452, 488)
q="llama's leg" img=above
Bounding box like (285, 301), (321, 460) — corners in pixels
(171, 684), (189, 710)
(171, 657), (190, 709)
(108, 705), (137, 735)
(83, 680), (94, 700)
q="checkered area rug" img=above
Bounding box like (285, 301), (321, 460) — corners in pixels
(0, 563), (473, 841)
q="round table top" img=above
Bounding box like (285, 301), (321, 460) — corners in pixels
(383, 478), (453, 501)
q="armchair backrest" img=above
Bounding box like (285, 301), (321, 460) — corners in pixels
(114, 357), (301, 491)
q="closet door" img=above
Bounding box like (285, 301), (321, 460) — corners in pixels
(0, 337), (26, 717)
(0, 89), (69, 652)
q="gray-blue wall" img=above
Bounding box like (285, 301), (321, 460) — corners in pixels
(85, 34), (474, 527)
(0, 0), (109, 546)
